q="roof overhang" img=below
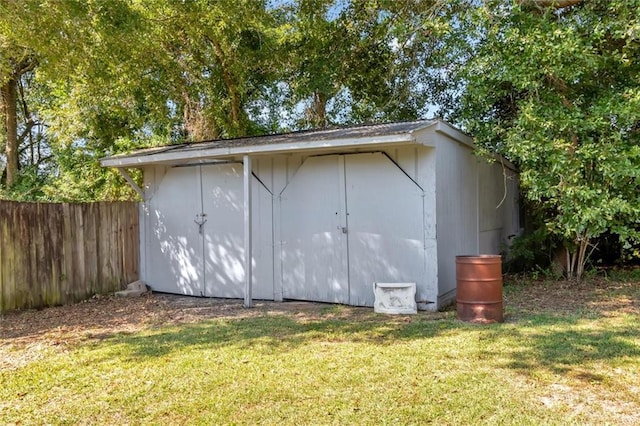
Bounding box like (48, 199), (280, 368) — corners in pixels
(100, 120), (439, 168)
(101, 133), (418, 167)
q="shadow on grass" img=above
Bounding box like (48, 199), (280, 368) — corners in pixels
(94, 314), (462, 361)
(500, 278), (640, 380)
(500, 314), (640, 380)
(82, 299), (639, 382)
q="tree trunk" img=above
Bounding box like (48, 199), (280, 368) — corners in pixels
(0, 90), (5, 183)
(182, 91), (219, 141)
(575, 234), (590, 281)
(1, 78), (18, 189)
(564, 233), (591, 281)
(565, 245), (580, 280)
(309, 91), (328, 128)
(209, 37), (242, 136)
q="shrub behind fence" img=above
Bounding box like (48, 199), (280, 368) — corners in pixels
(0, 200), (139, 312)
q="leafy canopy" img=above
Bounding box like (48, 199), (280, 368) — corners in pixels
(456, 0), (640, 275)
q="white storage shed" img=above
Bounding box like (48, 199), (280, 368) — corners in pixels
(101, 119), (520, 311)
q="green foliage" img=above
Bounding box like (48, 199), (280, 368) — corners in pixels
(606, 267), (640, 282)
(504, 228), (556, 273)
(137, 0), (283, 139)
(0, 0), (153, 200)
(455, 0), (640, 277)
(40, 145), (140, 202)
(1, 0), (460, 201)
(281, 0), (455, 127)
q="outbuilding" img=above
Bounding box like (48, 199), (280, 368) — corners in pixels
(101, 119), (519, 311)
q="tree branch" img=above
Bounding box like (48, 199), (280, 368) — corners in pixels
(17, 119), (37, 144)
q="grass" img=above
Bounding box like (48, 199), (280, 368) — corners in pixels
(1, 280), (639, 425)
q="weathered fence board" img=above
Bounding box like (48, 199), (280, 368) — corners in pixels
(0, 201), (139, 312)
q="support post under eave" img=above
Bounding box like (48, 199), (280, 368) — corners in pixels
(116, 167), (144, 200)
(243, 155), (253, 308)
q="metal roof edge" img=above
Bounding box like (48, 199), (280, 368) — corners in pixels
(100, 132), (418, 168)
(433, 120), (475, 148)
(432, 119), (518, 172)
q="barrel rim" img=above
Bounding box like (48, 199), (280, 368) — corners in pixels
(456, 254), (502, 259)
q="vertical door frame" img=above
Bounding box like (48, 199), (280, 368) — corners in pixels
(243, 155), (253, 307)
(197, 165), (206, 296)
(337, 155), (350, 304)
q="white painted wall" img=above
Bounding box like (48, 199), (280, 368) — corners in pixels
(503, 168), (521, 243)
(344, 152), (428, 307)
(478, 160), (520, 254)
(143, 165), (204, 295)
(432, 134), (479, 307)
(279, 155), (349, 304)
(200, 164), (274, 300)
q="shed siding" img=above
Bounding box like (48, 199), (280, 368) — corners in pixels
(478, 160), (505, 254)
(143, 165), (204, 295)
(434, 137), (479, 304)
(503, 168), (521, 242)
(141, 163), (274, 299)
(344, 152), (428, 307)
(269, 146), (426, 196)
(415, 146), (438, 308)
(478, 160), (520, 254)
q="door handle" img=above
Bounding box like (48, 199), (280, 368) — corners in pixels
(338, 226), (348, 234)
(194, 213), (207, 235)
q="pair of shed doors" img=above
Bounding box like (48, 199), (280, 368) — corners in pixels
(147, 163), (274, 299)
(280, 152), (426, 307)
(148, 152), (425, 306)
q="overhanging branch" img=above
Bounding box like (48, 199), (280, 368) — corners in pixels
(518, 0), (583, 9)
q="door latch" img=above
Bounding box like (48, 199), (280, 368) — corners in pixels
(194, 213), (207, 235)
(338, 226), (348, 234)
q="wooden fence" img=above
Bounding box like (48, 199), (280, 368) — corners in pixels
(0, 201), (139, 312)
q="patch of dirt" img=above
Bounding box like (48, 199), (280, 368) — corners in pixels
(504, 278), (640, 318)
(538, 382), (640, 425)
(1, 279), (637, 370)
(0, 294), (379, 369)
(0, 293), (378, 368)
(1, 294), (361, 342)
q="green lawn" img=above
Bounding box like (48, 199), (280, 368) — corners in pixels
(1, 279), (639, 425)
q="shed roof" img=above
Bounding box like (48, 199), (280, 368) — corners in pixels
(100, 119), (444, 167)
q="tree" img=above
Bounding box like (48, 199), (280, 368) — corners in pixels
(0, 0), (284, 199)
(0, 0), (459, 201)
(0, 0), (152, 198)
(455, 0), (640, 279)
(0, 1), (38, 189)
(137, 0), (282, 140)
(281, 0), (454, 128)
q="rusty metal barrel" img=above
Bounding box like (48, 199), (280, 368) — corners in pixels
(456, 255), (503, 323)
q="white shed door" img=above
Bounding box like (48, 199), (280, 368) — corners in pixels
(147, 166), (205, 295)
(147, 164), (273, 299)
(280, 155), (349, 303)
(201, 164), (244, 298)
(201, 164), (274, 299)
(280, 153), (425, 307)
(345, 153), (425, 307)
